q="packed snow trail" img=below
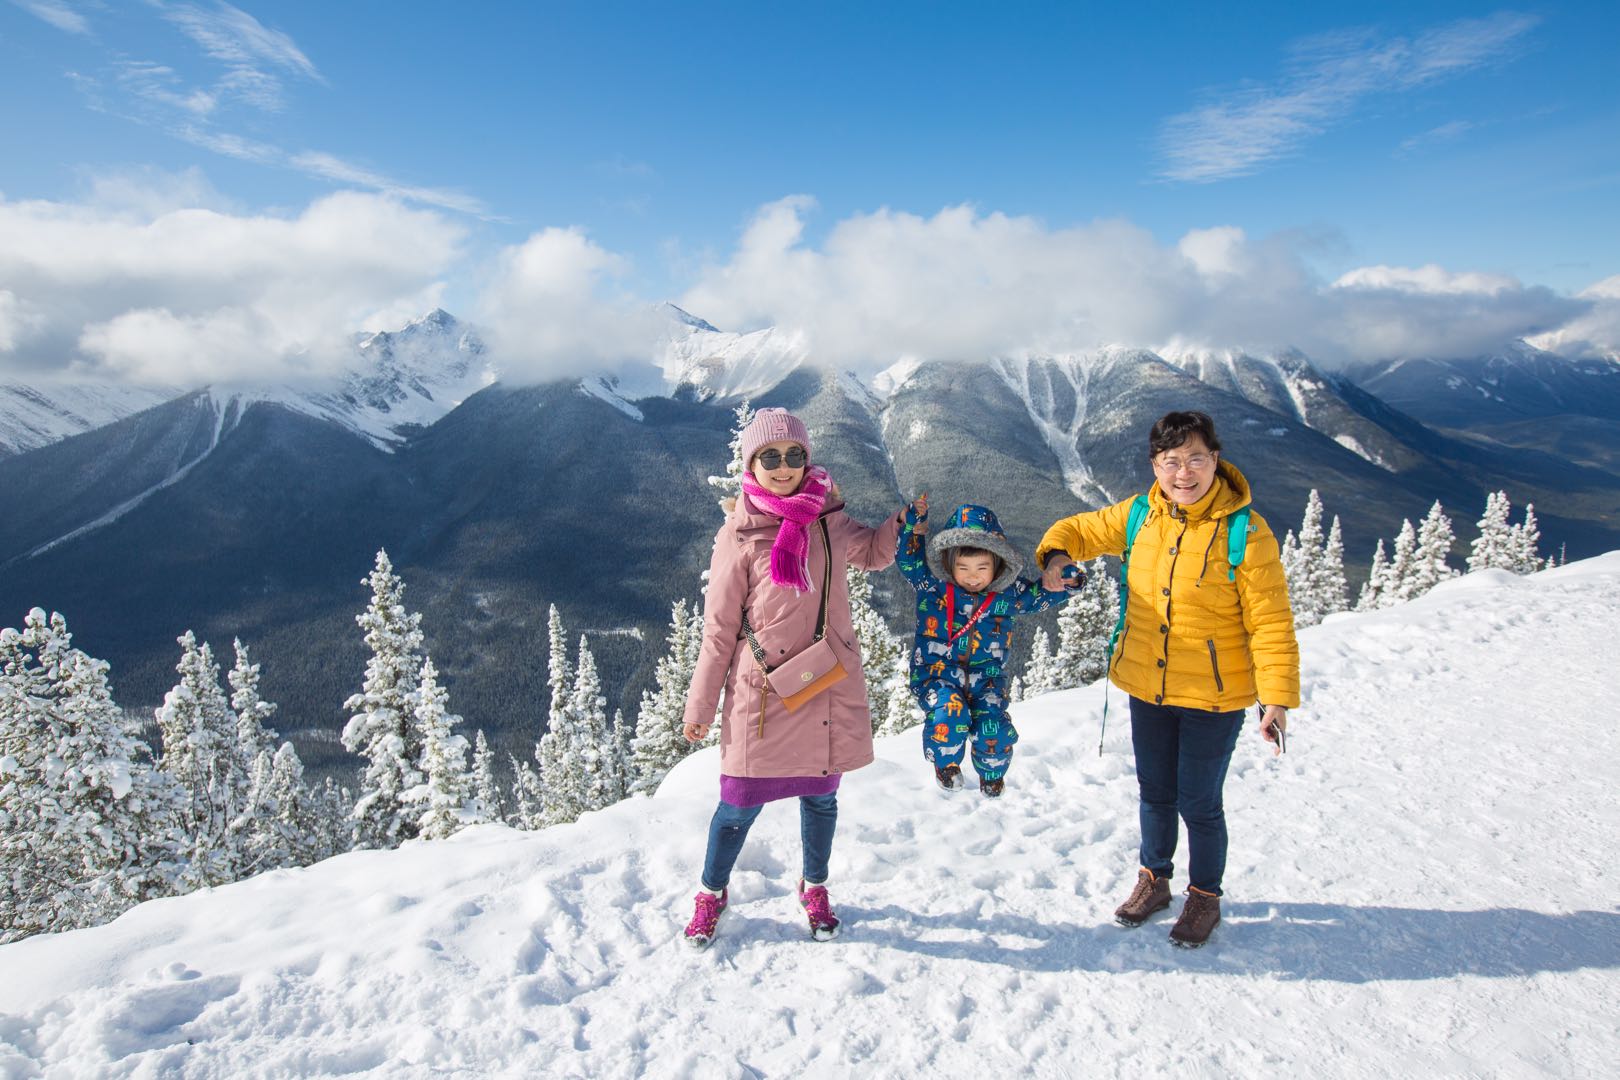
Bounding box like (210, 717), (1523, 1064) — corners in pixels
(3, 557), (1618, 1077)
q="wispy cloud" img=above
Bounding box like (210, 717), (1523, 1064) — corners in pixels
(1398, 119), (1477, 155)
(290, 152), (492, 218)
(12, 0), (89, 35)
(157, 1), (323, 110)
(1159, 12), (1538, 182)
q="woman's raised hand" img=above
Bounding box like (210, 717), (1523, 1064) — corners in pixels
(683, 721), (711, 744)
(1041, 553), (1076, 592)
(908, 491), (929, 531)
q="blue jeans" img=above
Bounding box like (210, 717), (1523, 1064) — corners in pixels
(700, 794), (838, 892)
(1129, 697), (1244, 896)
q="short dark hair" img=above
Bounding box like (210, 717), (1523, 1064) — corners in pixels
(945, 546), (1004, 580)
(1149, 410), (1222, 458)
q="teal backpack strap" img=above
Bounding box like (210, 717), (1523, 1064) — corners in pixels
(1225, 507), (1252, 581)
(1099, 495), (1151, 755)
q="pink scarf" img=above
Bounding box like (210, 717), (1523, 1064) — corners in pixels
(741, 465), (831, 592)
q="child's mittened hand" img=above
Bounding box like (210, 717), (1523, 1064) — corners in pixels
(906, 491), (929, 528)
(1061, 564), (1086, 590)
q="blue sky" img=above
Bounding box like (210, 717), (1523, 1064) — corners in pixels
(2, 1), (1618, 381)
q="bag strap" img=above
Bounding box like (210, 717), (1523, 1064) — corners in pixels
(1105, 495), (1152, 664)
(742, 518), (833, 674)
(1225, 506), (1251, 581)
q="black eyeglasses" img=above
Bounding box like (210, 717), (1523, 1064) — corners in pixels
(755, 447), (807, 469)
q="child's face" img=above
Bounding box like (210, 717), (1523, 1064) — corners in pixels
(951, 552), (997, 593)
(750, 440), (807, 496)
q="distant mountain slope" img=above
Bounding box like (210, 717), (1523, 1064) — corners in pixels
(0, 380), (178, 458)
(3, 554), (1615, 1076)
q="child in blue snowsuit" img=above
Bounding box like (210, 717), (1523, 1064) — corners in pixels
(898, 495), (1080, 796)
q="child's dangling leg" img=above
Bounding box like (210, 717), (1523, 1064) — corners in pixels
(967, 669), (1019, 797)
(918, 676), (971, 792)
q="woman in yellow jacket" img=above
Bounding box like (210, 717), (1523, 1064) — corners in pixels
(1037, 411), (1298, 948)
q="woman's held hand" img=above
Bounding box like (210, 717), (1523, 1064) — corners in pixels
(1041, 553), (1076, 593)
(683, 721), (711, 744)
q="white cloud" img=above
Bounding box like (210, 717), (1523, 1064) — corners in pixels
(13, 0), (88, 35)
(1525, 274), (1620, 359)
(675, 198), (1596, 370)
(289, 152), (490, 218)
(159, 1), (323, 111)
(1159, 12), (1537, 182)
(475, 227), (661, 381)
(0, 181), (463, 384)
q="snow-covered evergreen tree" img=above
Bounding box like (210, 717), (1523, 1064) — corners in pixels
(228, 638), (278, 764)
(535, 607), (581, 827)
(878, 669), (920, 734)
(472, 730), (502, 823)
(341, 549), (427, 850)
(848, 564), (906, 733)
(569, 635), (619, 816)
(1468, 491), (1516, 573)
(1, 609), (187, 943)
(156, 631), (251, 886)
(237, 743), (320, 875)
(312, 777), (353, 860)
(630, 599), (705, 795)
(1409, 501), (1457, 597)
(1053, 556), (1117, 685)
(1319, 516), (1350, 617)
(1357, 538), (1392, 611)
(1020, 627), (1062, 699)
(1509, 502), (1544, 574)
(508, 756), (544, 830)
(707, 398), (756, 508)
(1384, 519), (1420, 605)
(408, 657), (475, 840)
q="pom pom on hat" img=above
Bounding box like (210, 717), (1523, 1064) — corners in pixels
(739, 408), (811, 466)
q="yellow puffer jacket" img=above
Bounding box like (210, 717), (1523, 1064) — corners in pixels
(1036, 461), (1300, 711)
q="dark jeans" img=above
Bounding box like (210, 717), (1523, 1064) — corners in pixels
(700, 794), (838, 892)
(1129, 697), (1244, 896)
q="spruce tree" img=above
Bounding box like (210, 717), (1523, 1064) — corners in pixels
(1, 610), (187, 943)
(569, 635), (617, 817)
(536, 607), (581, 826)
(1054, 556), (1117, 684)
(508, 756), (544, 829)
(1020, 627), (1061, 698)
(707, 398), (756, 508)
(341, 549), (427, 850)
(630, 599), (704, 795)
(878, 670), (919, 734)
(1357, 538), (1391, 611)
(472, 730), (502, 824)
(1317, 516), (1349, 618)
(1509, 503), (1544, 574)
(228, 638), (278, 764)
(156, 631), (250, 886)
(1468, 491), (1515, 573)
(1409, 501), (1457, 597)
(1385, 519), (1420, 604)
(848, 565), (905, 731)
(410, 657), (474, 840)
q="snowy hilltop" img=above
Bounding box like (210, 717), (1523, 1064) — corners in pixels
(2, 555), (1617, 1077)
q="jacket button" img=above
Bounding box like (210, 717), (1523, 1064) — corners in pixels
(1160, 625), (1168, 633)
(1157, 659), (1165, 668)
(779, 648), (786, 654)
(1154, 694), (1163, 704)
(821, 770), (828, 776)
(1169, 546), (1178, 555)
(823, 720), (829, 726)
(1161, 588), (1170, 596)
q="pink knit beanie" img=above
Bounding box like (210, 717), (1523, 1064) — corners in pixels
(739, 407), (811, 466)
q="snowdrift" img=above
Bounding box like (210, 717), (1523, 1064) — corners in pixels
(3, 555), (1618, 1077)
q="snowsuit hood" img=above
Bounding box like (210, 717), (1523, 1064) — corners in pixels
(927, 505), (1025, 593)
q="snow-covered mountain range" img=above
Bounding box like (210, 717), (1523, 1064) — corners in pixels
(2, 554), (1615, 1076)
(2, 307), (1616, 777)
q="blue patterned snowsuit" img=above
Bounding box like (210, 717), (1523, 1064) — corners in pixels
(898, 504), (1071, 782)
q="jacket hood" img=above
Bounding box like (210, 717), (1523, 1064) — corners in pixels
(926, 504), (1024, 592)
(1148, 459), (1253, 522)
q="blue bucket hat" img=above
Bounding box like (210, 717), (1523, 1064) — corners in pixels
(926, 504), (1024, 592)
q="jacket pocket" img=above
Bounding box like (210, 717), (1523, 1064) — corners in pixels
(1205, 639), (1225, 693)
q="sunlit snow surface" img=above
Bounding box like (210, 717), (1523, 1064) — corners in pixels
(2, 556), (1617, 1077)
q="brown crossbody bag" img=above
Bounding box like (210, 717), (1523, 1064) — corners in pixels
(741, 518), (848, 715)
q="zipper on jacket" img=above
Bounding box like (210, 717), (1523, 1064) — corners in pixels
(1205, 639), (1225, 693)
(1159, 521), (1189, 702)
(757, 683), (769, 738)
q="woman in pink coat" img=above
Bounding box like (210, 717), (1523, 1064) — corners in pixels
(680, 407), (903, 947)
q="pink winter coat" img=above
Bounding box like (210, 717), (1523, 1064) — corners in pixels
(683, 493), (903, 778)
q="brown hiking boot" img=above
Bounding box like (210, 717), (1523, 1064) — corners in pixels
(1114, 869), (1171, 927)
(1168, 887), (1221, 948)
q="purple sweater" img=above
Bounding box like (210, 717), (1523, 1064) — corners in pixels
(720, 773), (841, 807)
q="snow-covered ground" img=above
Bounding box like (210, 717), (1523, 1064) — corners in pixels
(3, 556), (1617, 1078)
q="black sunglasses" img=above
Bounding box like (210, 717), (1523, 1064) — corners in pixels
(755, 447), (807, 469)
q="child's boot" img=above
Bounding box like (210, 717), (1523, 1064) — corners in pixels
(684, 885), (727, 948)
(979, 777), (1004, 798)
(934, 763), (965, 792)
(797, 879), (841, 941)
